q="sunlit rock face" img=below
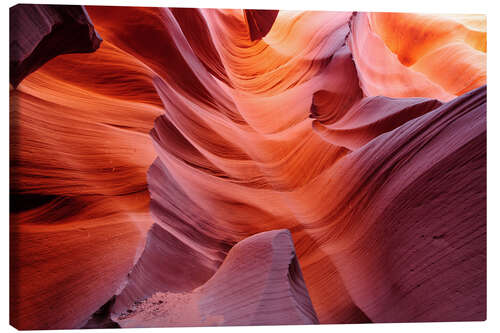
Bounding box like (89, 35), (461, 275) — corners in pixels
(10, 5), (486, 330)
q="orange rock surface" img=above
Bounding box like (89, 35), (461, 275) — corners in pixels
(10, 6), (486, 329)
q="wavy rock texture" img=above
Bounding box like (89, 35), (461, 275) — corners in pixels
(306, 86), (486, 322)
(10, 5), (486, 330)
(115, 230), (318, 327)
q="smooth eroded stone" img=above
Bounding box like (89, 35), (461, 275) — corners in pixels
(115, 229), (319, 327)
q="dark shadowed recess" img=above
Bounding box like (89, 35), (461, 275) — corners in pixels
(9, 192), (59, 213)
(81, 296), (120, 329)
(244, 9), (279, 41)
(10, 4), (102, 87)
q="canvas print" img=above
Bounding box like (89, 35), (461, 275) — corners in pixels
(9, 3), (486, 330)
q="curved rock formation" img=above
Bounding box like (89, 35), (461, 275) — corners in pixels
(115, 230), (318, 327)
(306, 86), (487, 322)
(10, 5), (486, 329)
(9, 4), (102, 87)
(312, 96), (443, 150)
